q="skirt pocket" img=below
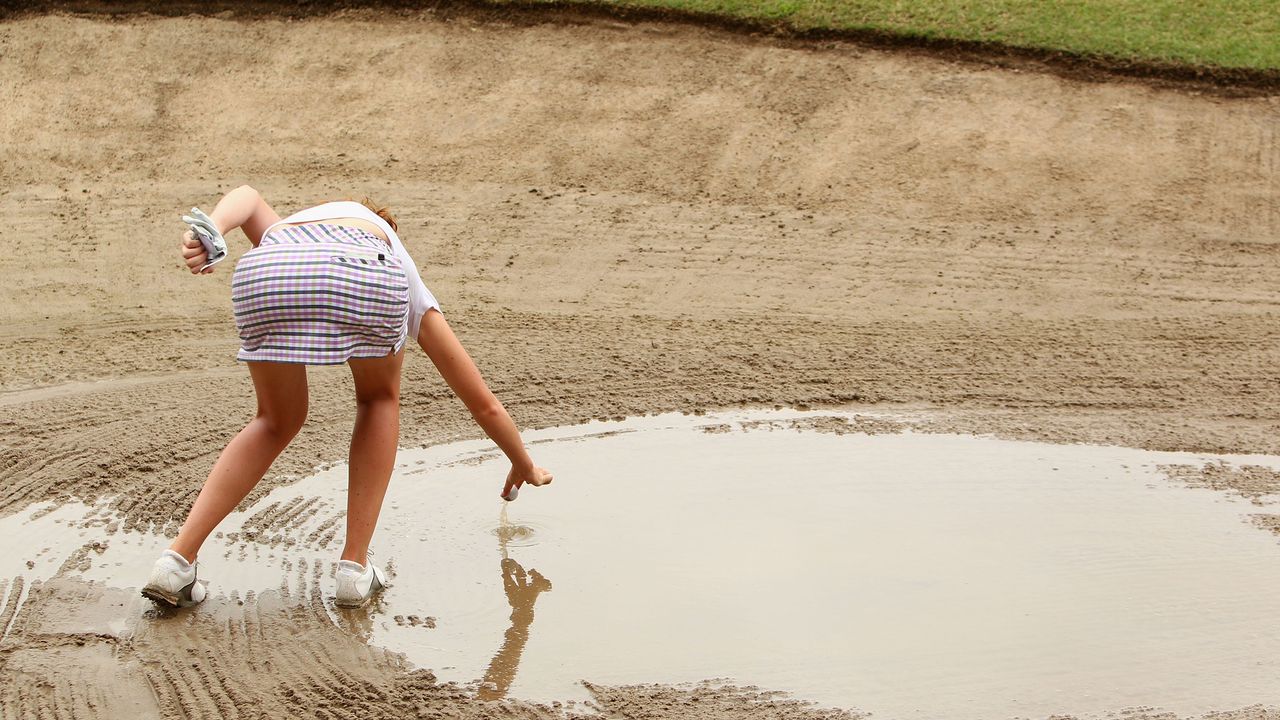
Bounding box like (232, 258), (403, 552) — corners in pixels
(324, 254), (410, 333)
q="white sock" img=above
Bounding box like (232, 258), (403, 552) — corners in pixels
(162, 549), (193, 569)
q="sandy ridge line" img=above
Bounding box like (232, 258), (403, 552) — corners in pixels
(1, 0), (1278, 96)
(0, 366), (243, 408)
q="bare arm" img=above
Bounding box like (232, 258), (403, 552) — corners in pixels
(416, 309), (552, 497)
(179, 185), (281, 274)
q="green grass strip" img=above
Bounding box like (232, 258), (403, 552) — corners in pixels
(551, 0), (1280, 70)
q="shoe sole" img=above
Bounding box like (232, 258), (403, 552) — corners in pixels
(141, 580), (203, 608)
(141, 586), (181, 607)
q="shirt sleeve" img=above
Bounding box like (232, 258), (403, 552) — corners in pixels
(388, 231), (440, 341)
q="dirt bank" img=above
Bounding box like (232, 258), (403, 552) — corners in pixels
(1, 8), (1278, 719)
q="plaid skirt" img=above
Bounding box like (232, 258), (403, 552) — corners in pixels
(231, 223), (409, 365)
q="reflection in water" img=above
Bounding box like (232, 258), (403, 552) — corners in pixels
(477, 506), (553, 700)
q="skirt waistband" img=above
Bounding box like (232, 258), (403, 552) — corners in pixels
(260, 222), (389, 251)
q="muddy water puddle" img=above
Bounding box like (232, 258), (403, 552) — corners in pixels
(4, 410), (1280, 719)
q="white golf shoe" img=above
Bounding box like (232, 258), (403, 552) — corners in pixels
(141, 549), (207, 608)
(334, 557), (388, 608)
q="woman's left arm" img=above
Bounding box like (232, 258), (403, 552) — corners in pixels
(208, 185), (280, 246)
(180, 185), (281, 274)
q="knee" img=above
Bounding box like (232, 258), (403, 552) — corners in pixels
(257, 404), (307, 442)
(355, 388), (400, 411)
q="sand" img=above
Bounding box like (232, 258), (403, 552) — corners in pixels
(1, 4), (1278, 718)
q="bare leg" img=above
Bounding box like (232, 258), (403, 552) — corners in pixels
(341, 350), (405, 564)
(169, 362), (309, 562)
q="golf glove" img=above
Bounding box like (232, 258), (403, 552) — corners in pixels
(182, 207), (228, 271)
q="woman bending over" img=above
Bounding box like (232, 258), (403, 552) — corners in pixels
(142, 185), (551, 609)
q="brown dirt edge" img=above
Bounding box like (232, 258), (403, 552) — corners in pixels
(3, 0), (1278, 97)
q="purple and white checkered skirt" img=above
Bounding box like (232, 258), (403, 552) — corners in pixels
(232, 223), (409, 365)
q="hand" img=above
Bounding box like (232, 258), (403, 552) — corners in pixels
(502, 464), (552, 501)
(180, 229), (213, 274)
(180, 207), (228, 272)
(528, 568), (551, 592)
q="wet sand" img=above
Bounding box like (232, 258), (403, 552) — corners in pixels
(10, 411), (1280, 718)
(2, 6), (1280, 719)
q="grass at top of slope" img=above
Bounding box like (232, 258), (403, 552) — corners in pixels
(544, 0), (1280, 70)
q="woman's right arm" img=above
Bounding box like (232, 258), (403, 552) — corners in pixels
(416, 309), (553, 498)
(179, 185), (281, 274)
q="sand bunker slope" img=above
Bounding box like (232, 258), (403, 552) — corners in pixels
(1, 12), (1278, 528)
(0, 9), (1279, 719)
